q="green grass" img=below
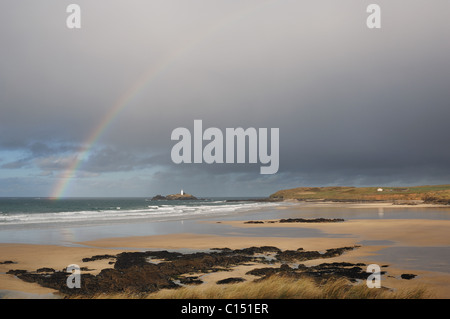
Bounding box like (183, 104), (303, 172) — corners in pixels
(269, 184), (450, 204)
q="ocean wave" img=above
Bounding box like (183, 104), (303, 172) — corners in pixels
(0, 201), (280, 226)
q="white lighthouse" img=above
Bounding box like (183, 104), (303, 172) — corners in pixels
(181, 189), (184, 195)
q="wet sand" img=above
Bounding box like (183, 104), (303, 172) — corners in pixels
(212, 218), (450, 247)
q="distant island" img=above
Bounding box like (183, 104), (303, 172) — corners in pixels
(151, 192), (198, 200)
(269, 184), (450, 205)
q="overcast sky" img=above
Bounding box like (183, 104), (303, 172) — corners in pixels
(1, 0), (449, 197)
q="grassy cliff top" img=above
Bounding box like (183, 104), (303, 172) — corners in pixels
(269, 185), (450, 204)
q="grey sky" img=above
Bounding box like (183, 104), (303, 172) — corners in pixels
(0, 0), (449, 197)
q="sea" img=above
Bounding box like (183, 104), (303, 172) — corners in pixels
(0, 197), (283, 245)
(0, 197), (276, 226)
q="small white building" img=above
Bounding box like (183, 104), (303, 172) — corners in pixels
(377, 188), (383, 192)
(181, 189), (184, 195)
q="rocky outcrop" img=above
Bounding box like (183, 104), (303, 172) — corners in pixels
(166, 194), (198, 200)
(179, 276), (203, 285)
(422, 194), (450, 205)
(244, 218), (345, 224)
(279, 218), (345, 223)
(247, 261), (375, 282)
(216, 277), (246, 284)
(81, 254), (116, 262)
(36, 267), (55, 273)
(275, 246), (358, 262)
(7, 245), (362, 296)
(151, 194), (198, 200)
(401, 273), (417, 280)
(150, 195), (166, 200)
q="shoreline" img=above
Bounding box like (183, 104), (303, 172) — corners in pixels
(1, 201), (449, 298)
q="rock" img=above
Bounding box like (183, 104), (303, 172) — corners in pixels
(279, 218), (345, 223)
(276, 249), (322, 262)
(165, 194), (198, 200)
(36, 267), (55, 273)
(151, 195), (166, 200)
(6, 269), (28, 275)
(248, 261), (371, 282)
(114, 252), (150, 270)
(82, 254), (116, 262)
(210, 247), (232, 252)
(246, 267), (279, 277)
(280, 264), (291, 271)
(179, 276), (203, 285)
(303, 263), (371, 280)
(144, 250), (184, 261)
(276, 246), (358, 262)
(235, 246), (281, 255)
(243, 218), (345, 224)
(151, 194), (198, 200)
(216, 277), (246, 284)
(401, 274), (417, 280)
(0, 260), (16, 265)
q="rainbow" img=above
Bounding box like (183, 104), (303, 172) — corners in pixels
(50, 1), (274, 198)
(50, 73), (150, 199)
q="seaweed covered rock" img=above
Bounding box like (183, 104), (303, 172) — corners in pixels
(9, 245), (363, 296)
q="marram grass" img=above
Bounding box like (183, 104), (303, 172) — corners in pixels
(147, 277), (430, 299)
(87, 276), (431, 299)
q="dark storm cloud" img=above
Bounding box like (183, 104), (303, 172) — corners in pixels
(1, 1), (449, 196)
(80, 147), (165, 173)
(1, 159), (29, 169)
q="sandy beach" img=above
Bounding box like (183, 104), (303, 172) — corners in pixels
(1, 202), (450, 298)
